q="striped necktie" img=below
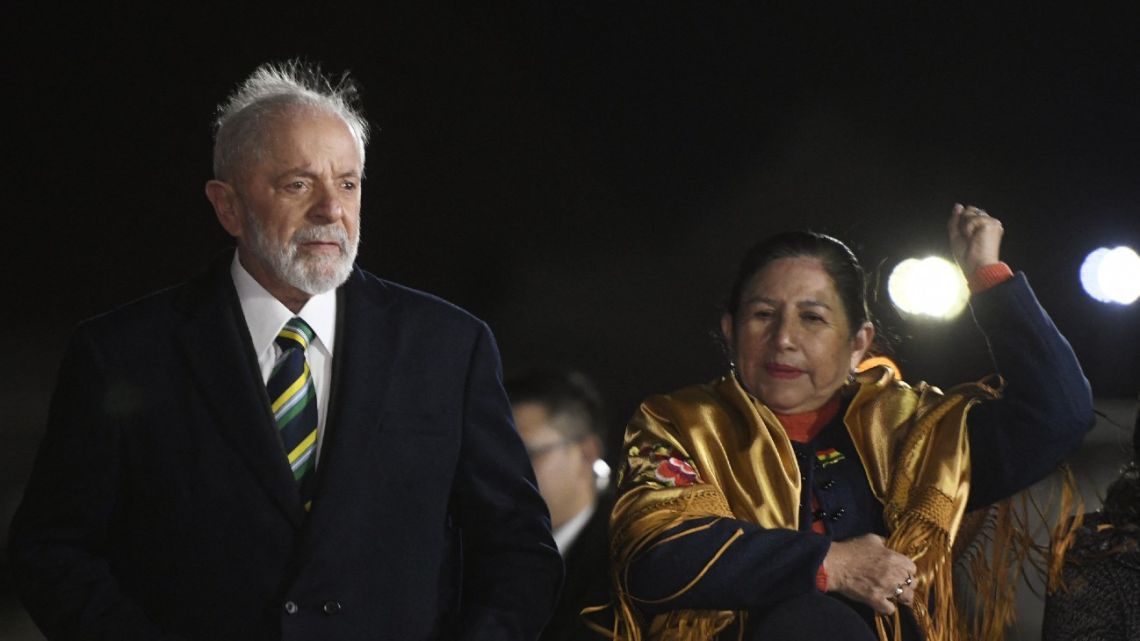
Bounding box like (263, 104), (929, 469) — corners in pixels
(267, 317), (318, 509)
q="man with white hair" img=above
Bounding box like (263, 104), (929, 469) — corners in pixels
(9, 60), (562, 641)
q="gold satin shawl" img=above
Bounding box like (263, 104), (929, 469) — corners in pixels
(608, 366), (1004, 641)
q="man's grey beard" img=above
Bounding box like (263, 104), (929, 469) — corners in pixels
(243, 212), (359, 295)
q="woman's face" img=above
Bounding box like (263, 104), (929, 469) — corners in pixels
(721, 256), (874, 414)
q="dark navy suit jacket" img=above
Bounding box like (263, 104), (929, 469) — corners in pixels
(540, 493), (614, 641)
(9, 254), (563, 641)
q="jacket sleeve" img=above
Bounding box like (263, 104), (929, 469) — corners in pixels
(964, 273), (1095, 510)
(451, 323), (564, 640)
(8, 327), (177, 641)
(624, 516), (829, 615)
(613, 411), (828, 617)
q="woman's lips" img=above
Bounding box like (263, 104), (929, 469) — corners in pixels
(765, 363), (804, 379)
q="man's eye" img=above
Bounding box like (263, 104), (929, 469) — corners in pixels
(342, 180), (358, 190)
(287, 181), (307, 190)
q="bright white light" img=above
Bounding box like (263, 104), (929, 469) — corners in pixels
(593, 459), (611, 492)
(888, 256), (970, 319)
(1082, 246), (1140, 304)
(1080, 248), (1110, 302)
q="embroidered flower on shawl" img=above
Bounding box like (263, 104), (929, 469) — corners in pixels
(620, 443), (702, 489)
(656, 456), (698, 487)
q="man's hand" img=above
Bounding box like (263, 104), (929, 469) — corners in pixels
(949, 203), (1004, 277)
(823, 533), (917, 616)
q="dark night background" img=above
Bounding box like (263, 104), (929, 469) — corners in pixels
(3, 4), (1139, 637)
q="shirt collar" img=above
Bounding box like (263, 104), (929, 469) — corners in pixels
(553, 499), (597, 555)
(230, 253), (338, 357)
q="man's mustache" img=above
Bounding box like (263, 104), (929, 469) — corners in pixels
(292, 225), (349, 251)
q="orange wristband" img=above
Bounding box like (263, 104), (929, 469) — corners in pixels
(968, 261), (1013, 293)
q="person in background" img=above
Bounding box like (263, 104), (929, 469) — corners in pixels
(608, 205), (1094, 641)
(507, 369), (615, 641)
(8, 60), (561, 640)
(1042, 399), (1140, 640)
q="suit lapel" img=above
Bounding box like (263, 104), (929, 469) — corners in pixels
(175, 256), (306, 528)
(300, 269), (399, 536)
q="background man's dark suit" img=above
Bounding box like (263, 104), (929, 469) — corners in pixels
(540, 493), (614, 641)
(8, 254), (563, 640)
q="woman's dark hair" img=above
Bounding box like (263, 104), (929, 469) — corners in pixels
(1102, 403), (1140, 528)
(1057, 406), (1139, 567)
(725, 231), (872, 338)
(1102, 463), (1140, 528)
(1134, 399), (1139, 465)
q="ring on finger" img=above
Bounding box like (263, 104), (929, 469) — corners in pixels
(904, 574), (914, 587)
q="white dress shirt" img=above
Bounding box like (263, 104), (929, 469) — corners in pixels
(553, 499), (597, 556)
(231, 254), (337, 464)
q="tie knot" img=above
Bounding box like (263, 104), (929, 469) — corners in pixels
(276, 317), (315, 352)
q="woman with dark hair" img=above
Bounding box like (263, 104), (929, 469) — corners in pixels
(1042, 404), (1140, 640)
(608, 205), (1094, 641)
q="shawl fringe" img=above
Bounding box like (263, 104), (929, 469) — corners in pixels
(607, 487), (743, 641)
(923, 466), (1084, 641)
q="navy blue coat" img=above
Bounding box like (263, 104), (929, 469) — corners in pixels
(624, 274), (1094, 637)
(8, 254), (563, 641)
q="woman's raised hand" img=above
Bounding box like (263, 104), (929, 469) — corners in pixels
(949, 203), (1004, 277)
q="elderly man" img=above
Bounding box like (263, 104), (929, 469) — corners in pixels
(9, 61), (562, 641)
(506, 370), (613, 641)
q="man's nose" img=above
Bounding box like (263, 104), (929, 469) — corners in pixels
(309, 183), (346, 222)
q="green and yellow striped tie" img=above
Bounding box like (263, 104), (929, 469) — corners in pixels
(266, 317), (318, 509)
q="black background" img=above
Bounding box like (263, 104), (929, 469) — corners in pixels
(6, 4), (1140, 473)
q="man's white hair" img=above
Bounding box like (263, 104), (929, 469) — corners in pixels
(212, 59), (370, 181)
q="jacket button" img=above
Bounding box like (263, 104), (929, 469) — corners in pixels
(323, 600), (342, 615)
(284, 601), (298, 615)
(821, 479), (836, 490)
(829, 507), (846, 521)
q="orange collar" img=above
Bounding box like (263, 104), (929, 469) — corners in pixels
(775, 396), (840, 443)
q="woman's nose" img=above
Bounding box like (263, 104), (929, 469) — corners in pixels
(771, 316), (797, 350)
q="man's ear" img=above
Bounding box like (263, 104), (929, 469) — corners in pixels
(205, 179), (242, 238)
(579, 434), (602, 466)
